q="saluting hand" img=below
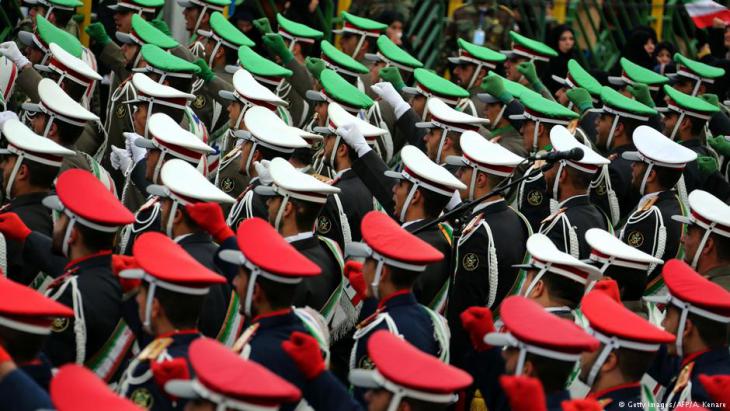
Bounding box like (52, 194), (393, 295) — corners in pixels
(460, 306), (495, 352)
(0, 213), (31, 242)
(185, 202), (234, 243)
(281, 331), (325, 380)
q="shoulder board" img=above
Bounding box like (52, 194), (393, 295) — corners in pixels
(137, 337), (173, 361)
(641, 196), (659, 212)
(232, 323), (259, 354)
(462, 213), (485, 235)
(222, 146), (242, 163)
(139, 196), (160, 212)
(672, 361), (695, 394)
(354, 312), (388, 340)
(312, 173), (334, 184)
(540, 207), (566, 225)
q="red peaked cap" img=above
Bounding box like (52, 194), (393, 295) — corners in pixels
(0, 278), (73, 328)
(51, 364), (141, 411)
(581, 291), (675, 345)
(56, 169), (134, 226)
(190, 338), (301, 405)
(133, 232), (226, 286)
(662, 259), (730, 317)
(501, 296), (599, 354)
(361, 211), (444, 265)
(236, 217), (320, 277)
(367, 330), (472, 394)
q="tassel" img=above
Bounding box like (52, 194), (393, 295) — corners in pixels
(470, 389), (488, 411)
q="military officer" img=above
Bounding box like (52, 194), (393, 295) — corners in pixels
(215, 68), (288, 202)
(591, 86), (656, 225)
(0, 276), (73, 391)
(345, 211), (450, 398)
(509, 91), (579, 231)
(580, 290), (675, 410)
(608, 57), (669, 99)
(0, 119), (74, 286)
(584, 228), (663, 308)
(17, 15), (82, 68)
(644, 259), (730, 410)
(107, 0), (165, 31)
(175, 0), (229, 55)
(619, 126), (696, 313)
(51, 364), (141, 410)
(225, 106), (309, 228)
(461, 296), (599, 411)
(658, 85), (730, 201)
(550, 58), (604, 141)
(673, 190), (730, 289)
(539, 125), (611, 259)
(444, 131), (531, 368)
(146, 159), (240, 344)
(23, 0), (82, 37)
(7, 170), (135, 380)
(669, 53), (725, 97)
(215, 217), (329, 410)
(333, 11), (387, 62)
(477, 72), (531, 157)
(117, 231), (227, 410)
(164, 337), (302, 410)
(310, 101), (383, 248)
(414, 97), (488, 164)
(448, 38), (506, 117)
(501, 31), (557, 95)
(401, 67), (470, 124)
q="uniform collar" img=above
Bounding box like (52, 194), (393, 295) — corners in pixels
(285, 231), (315, 243)
(377, 289), (415, 310)
(253, 308), (295, 328)
(401, 218), (425, 230)
(157, 328), (200, 339)
(679, 138), (702, 148)
(8, 192), (50, 208)
(473, 198), (506, 214)
(558, 194), (590, 208)
(589, 382), (641, 401)
(681, 347), (729, 368)
(334, 168), (352, 180)
(64, 250), (113, 271)
(609, 143), (636, 155)
(174, 233), (194, 243)
(175, 231), (214, 245)
(490, 125), (516, 137)
(704, 265), (730, 280)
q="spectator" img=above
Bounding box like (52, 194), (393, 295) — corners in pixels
(613, 26), (657, 74)
(377, 10), (413, 53)
(545, 24), (579, 94)
(653, 41), (676, 75)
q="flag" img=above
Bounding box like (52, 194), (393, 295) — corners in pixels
(683, 0), (730, 29)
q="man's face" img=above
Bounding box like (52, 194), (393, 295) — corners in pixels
(501, 347), (521, 375)
(114, 10), (134, 33)
(339, 34), (358, 56)
(409, 95), (426, 118)
(452, 64), (475, 88)
(314, 102), (328, 127)
(423, 128), (444, 161)
(364, 388), (393, 411)
(484, 102), (503, 125)
(630, 161), (647, 191)
(578, 346), (602, 384)
(681, 225), (703, 265)
(132, 103), (149, 135)
(121, 43), (140, 65)
(554, 87), (569, 106)
(661, 307), (680, 355)
(595, 114), (614, 149)
(227, 101), (244, 128)
(144, 149), (161, 182)
(362, 258), (377, 298)
(232, 266), (251, 315)
(504, 56), (527, 82)
(266, 196), (283, 228)
(455, 166), (473, 200)
(369, 61), (385, 85)
(662, 112), (679, 137)
(29, 112), (48, 136)
(182, 6), (201, 32)
(673, 79), (694, 95)
(0, 156), (17, 196)
(392, 179), (411, 219)
(25, 45), (45, 65)
(520, 120), (537, 152)
(51, 213), (70, 255)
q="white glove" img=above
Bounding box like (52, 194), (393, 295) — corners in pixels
(0, 111), (19, 130)
(253, 160), (273, 185)
(336, 122), (371, 158)
(110, 145), (132, 172)
(124, 132), (147, 163)
(0, 42), (30, 69)
(371, 82), (410, 119)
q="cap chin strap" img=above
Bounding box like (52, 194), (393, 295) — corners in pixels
(352, 34), (367, 59)
(136, 273), (210, 331)
(327, 134), (342, 169)
(468, 166), (478, 201)
(492, 105), (507, 129)
(639, 163), (653, 196)
(605, 115), (620, 152)
(690, 222), (714, 270)
(241, 257), (302, 317)
(61, 217), (76, 258)
(243, 141), (258, 177)
(152, 149), (166, 184)
(532, 120), (541, 155)
(435, 126), (448, 164)
(668, 111), (685, 141)
(273, 195), (289, 232)
(208, 39), (222, 67)
(551, 162), (566, 201)
(165, 198), (179, 238)
(691, 79), (702, 97)
(192, 5), (211, 38)
(363, 247), (426, 300)
(4, 154), (24, 200)
(582, 328), (660, 388)
(399, 182), (418, 223)
(522, 265), (549, 298)
(488, 331), (581, 375)
(466, 63), (484, 90)
(143, 282), (157, 332)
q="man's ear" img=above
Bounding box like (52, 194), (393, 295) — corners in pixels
(15, 163), (29, 182)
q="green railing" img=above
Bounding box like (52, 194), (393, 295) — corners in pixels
(663, 0), (699, 57)
(404, 0), (448, 69)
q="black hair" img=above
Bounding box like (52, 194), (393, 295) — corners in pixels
(616, 346), (657, 381)
(387, 266), (419, 289)
(257, 276), (298, 310)
(526, 353), (575, 392)
(541, 272), (585, 309)
(689, 312), (728, 349)
(166, 77), (194, 95)
(49, 8), (75, 28)
(603, 266), (647, 301)
(54, 119), (85, 147)
(0, 325), (46, 362)
(290, 147), (314, 167)
(76, 223), (116, 252)
(564, 166), (594, 191)
(687, 116), (707, 137)
(150, 104), (185, 124)
(153, 285), (206, 329)
(711, 231), (730, 263)
(25, 161), (61, 189)
(290, 198), (325, 233)
(619, 116), (641, 138)
(420, 187), (451, 219)
(653, 166), (683, 190)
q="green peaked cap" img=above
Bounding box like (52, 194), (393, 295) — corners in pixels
(489, 71), (532, 99)
(409, 68), (469, 101)
(341, 11), (388, 32)
(519, 91), (579, 120)
(237, 46), (293, 79)
(209, 12), (255, 47)
(320, 40), (369, 75)
(276, 13), (323, 40)
(44, 0), (83, 8)
(673, 53), (725, 81)
(457, 38), (506, 64)
(319, 69), (374, 109)
(600, 86), (657, 119)
(662, 85), (720, 118)
(128, 0), (164, 6)
(130, 14), (179, 49)
(374, 35), (423, 69)
(139, 44), (201, 74)
(36, 15), (82, 58)
(559, 59), (602, 96)
(610, 57), (668, 89)
(508, 31), (558, 61)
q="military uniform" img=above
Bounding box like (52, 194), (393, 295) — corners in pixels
(316, 169), (375, 249)
(705, 265), (730, 290)
(4, 193), (53, 285)
(448, 38), (507, 119)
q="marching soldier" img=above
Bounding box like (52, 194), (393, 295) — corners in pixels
(448, 37), (506, 116)
(107, 0), (164, 32)
(579, 290), (675, 410)
(539, 125), (611, 259)
(145, 159), (240, 344)
(670, 53), (726, 97)
(645, 259), (730, 409)
(117, 231), (227, 410)
(345, 211), (450, 397)
(320, 40), (369, 91)
(333, 11), (387, 62)
(402, 67), (470, 123)
(22, 0), (82, 37)
(584, 228), (663, 309)
(550, 59), (604, 141)
(501, 31), (557, 98)
(164, 338), (302, 409)
(0, 276), (73, 390)
(175, 0), (229, 55)
(0, 119), (74, 286)
(225, 106), (309, 228)
(444, 131), (531, 368)
(619, 125), (696, 321)
(17, 15), (82, 68)
(673, 190), (730, 289)
(477, 72), (530, 157)
(608, 57), (669, 100)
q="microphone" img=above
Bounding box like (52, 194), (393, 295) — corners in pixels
(529, 147), (584, 162)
